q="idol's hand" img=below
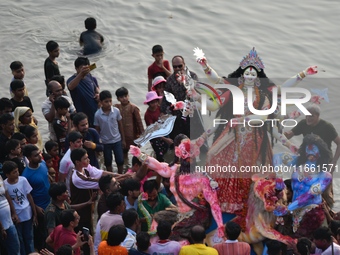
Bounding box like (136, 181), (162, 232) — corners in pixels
(310, 95), (322, 104)
(172, 101), (185, 110)
(193, 47), (208, 68)
(129, 145), (141, 157)
(290, 144), (299, 155)
(304, 65), (318, 76)
(198, 57), (207, 68)
(288, 110), (301, 119)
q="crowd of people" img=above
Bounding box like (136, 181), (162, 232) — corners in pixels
(1, 16), (340, 255)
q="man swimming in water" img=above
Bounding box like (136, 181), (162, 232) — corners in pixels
(79, 17), (104, 55)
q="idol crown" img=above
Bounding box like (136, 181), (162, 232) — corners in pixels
(239, 47), (265, 71)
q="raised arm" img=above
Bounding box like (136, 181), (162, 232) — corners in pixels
(194, 48), (225, 84)
(280, 66), (318, 88)
(67, 66), (90, 91)
(129, 145), (175, 178)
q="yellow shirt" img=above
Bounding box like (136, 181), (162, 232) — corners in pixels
(179, 244), (218, 255)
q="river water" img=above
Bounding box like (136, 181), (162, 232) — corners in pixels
(0, 0), (339, 209)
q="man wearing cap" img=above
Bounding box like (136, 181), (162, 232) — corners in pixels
(160, 55), (205, 142)
(147, 45), (172, 91)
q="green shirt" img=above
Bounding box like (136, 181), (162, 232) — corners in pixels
(45, 201), (71, 230)
(137, 193), (172, 231)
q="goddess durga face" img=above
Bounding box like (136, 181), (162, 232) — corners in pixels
(243, 66), (258, 86)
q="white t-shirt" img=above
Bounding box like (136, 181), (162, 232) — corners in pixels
(321, 243), (340, 255)
(59, 148), (73, 193)
(71, 166), (103, 189)
(4, 176), (33, 222)
(0, 177), (13, 230)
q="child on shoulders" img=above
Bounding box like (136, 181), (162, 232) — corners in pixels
(53, 97), (72, 156)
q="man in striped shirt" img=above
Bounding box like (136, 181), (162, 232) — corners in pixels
(213, 222), (251, 255)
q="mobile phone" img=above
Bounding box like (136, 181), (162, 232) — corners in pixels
(82, 227), (90, 241)
(89, 63), (97, 71)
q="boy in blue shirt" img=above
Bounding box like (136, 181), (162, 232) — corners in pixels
(94, 90), (125, 174)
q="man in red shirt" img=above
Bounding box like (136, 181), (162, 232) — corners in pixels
(46, 209), (88, 255)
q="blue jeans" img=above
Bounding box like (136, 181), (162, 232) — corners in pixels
(0, 224), (20, 255)
(103, 141), (124, 167)
(16, 218), (34, 255)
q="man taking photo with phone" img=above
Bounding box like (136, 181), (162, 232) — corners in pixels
(46, 209), (94, 255)
(67, 57), (100, 127)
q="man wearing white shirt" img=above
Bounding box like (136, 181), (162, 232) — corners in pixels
(59, 131), (129, 195)
(314, 227), (340, 255)
(41, 81), (76, 141)
(69, 147), (103, 255)
(59, 131), (83, 193)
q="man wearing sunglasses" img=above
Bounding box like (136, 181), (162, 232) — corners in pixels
(160, 56), (205, 142)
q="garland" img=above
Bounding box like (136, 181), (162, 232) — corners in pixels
(137, 193), (155, 235)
